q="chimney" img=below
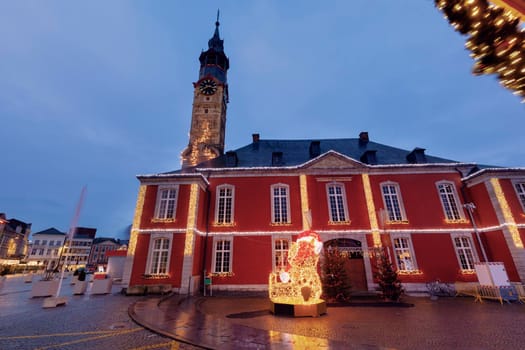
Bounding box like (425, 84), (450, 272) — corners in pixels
(359, 131), (369, 145)
(309, 141), (321, 158)
(225, 151), (238, 167)
(406, 148), (427, 164)
(252, 133), (260, 151)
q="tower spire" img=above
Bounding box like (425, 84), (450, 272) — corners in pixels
(208, 9), (223, 52)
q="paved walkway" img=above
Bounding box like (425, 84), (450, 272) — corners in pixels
(129, 293), (525, 350)
(129, 295), (355, 349)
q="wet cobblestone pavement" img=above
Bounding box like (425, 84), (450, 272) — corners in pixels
(132, 292), (525, 349)
(0, 275), (199, 350)
(3, 274), (525, 349)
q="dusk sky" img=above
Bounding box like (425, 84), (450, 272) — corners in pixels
(1, 1), (523, 239)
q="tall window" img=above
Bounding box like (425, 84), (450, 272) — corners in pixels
(453, 236), (476, 271)
(381, 182), (406, 222)
(393, 237), (416, 271)
(155, 187), (178, 219)
(148, 237), (170, 275)
(216, 185), (234, 224)
(437, 182), (463, 221)
(271, 184), (290, 224)
(326, 183), (348, 222)
(514, 182), (525, 211)
(213, 238), (232, 273)
(274, 238), (290, 271)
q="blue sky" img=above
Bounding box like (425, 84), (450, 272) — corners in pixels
(1, 1), (523, 239)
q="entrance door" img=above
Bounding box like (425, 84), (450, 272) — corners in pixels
(324, 238), (368, 291)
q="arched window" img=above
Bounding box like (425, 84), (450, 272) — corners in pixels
(154, 186), (179, 220)
(212, 237), (233, 273)
(271, 184), (290, 224)
(452, 235), (477, 271)
(147, 235), (171, 275)
(273, 238), (290, 271)
(380, 182), (407, 222)
(215, 185), (235, 224)
(436, 181), (464, 221)
(326, 183), (349, 223)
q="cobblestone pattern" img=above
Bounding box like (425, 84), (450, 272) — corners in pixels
(0, 275), (200, 350)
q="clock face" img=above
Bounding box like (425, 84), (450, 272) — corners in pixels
(199, 79), (217, 95)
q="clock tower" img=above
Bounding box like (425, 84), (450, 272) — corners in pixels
(181, 15), (229, 168)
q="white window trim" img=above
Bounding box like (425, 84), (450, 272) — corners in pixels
(512, 180), (525, 213)
(272, 235), (292, 272)
(215, 184), (235, 225)
(436, 181), (465, 221)
(154, 186), (179, 220)
(145, 233), (173, 276)
(271, 184), (291, 224)
(390, 234), (418, 271)
(451, 233), (479, 272)
(325, 182), (350, 223)
(380, 181), (407, 222)
(211, 236), (233, 274)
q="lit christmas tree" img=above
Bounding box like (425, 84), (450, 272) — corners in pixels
(321, 247), (352, 303)
(373, 247), (404, 302)
(435, 0), (525, 101)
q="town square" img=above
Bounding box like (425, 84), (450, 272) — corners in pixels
(1, 1), (525, 349)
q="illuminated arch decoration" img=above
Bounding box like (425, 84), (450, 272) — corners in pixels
(435, 0), (525, 101)
(269, 230), (327, 317)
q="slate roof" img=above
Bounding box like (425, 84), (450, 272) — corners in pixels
(92, 237), (119, 245)
(32, 227), (66, 236)
(163, 138), (464, 175)
(73, 227), (97, 239)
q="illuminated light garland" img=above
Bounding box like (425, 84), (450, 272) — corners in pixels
(397, 269), (424, 275)
(444, 218), (470, 224)
(210, 271), (235, 277)
(128, 185), (147, 256)
(434, 0), (525, 102)
(299, 174), (311, 230)
(137, 221), (525, 236)
(489, 178), (524, 248)
(362, 174), (381, 246)
(184, 183), (199, 256)
(150, 218), (176, 223)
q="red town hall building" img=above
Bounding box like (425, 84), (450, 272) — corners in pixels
(122, 19), (525, 294)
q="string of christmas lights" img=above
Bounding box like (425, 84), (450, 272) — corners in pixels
(435, 0), (525, 101)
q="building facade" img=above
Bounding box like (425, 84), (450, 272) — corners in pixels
(87, 237), (122, 271)
(61, 227), (97, 270)
(122, 19), (525, 294)
(27, 228), (66, 270)
(0, 213), (31, 261)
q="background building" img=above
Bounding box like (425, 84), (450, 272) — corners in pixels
(26, 228), (65, 270)
(87, 237), (123, 271)
(61, 227), (96, 270)
(0, 213), (31, 262)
